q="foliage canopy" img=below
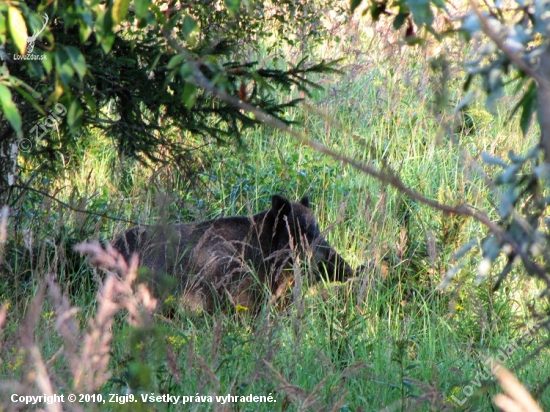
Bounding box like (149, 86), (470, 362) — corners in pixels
(0, 0), (339, 200)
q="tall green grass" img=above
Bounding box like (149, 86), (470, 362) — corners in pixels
(1, 17), (549, 412)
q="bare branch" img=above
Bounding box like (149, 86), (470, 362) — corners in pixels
(11, 184), (138, 225)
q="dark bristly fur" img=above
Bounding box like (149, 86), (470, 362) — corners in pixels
(113, 195), (352, 312)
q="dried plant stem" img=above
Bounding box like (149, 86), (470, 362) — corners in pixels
(72, 242), (157, 391)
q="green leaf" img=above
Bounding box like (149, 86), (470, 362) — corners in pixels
(64, 46), (87, 80)
(463, 74), (472, 91)
(78, 10), (94, 42)
(54, 48), (74, 86)
(164, 14), (179, 33)
(112, 0), (131, 25)
(79, 21), (93, 43)
(83, 91), (97, 116)
(520, 96), (536, 136)
(251, 72), (275, 93)
(0, 84), (23, 138)
(67, 99), (83, 132)
(134, 0), (152, 19)
(408, 0), (433, 27)
(27, 57), (45, 78)
(167, 54), (185, 69)
(12, 84), (45, 116)
(8, 7), (27, 55)
(0, 11), (6, 37)
(148, 52), (163, 73)
(498, 187), (518, 218)
(101, 34), (116, 54)
(96, 8), (114, 54)
(42, 52), (53, 74)
(370, 2), (387, 20)
(181, 82), (197, 110)
(405, 36), (423, 45)
(182, 15), (198, 45)
(350, 0), (363, 14)
(497, 164), (520, 184)
(393, 12), (409, 30)
(179, 62), (193, 79)
(510, 81), (537, 136)
(481, 152), (508, 167)
(150, 4), (166, 25)
(452, 238), (478, 260)
(225, 0), (241, 16)
(182, 15), (197, 35)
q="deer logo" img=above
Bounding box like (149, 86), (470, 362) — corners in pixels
(16, 13), (48, 54)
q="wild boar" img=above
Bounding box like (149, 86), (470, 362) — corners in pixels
(113, 195), (352, 312)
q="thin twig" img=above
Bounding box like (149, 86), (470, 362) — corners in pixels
(11, 184), (138, 225)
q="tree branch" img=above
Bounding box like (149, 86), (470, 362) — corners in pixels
(11, 184), (138, 225)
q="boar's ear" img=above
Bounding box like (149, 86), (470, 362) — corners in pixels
(272, 195), (292, 216)
(300, 195), (310, 208)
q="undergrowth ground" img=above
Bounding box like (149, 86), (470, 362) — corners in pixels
(1, 9), (549, 412)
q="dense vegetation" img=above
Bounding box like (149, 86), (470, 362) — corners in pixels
(1, 0), (550, 411)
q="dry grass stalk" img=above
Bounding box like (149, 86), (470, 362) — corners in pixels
(263, 360), (327, 411)
(330, 391), (349, 412)
(211, 316), (223, 366)
(72, 241), (157, 391)
(0, 205), (8, 264)
(165, 339), (183, 384)
(195, 354), (221, 391)
(400, 377), (454, 411)
(46, 276), (80, 380)
(19, 281), (62, 412)
(0, 247), (156, 407)
(0, 205), (8, 244)
(0, 302), (8, 362)
(341, 361), (371, 378)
